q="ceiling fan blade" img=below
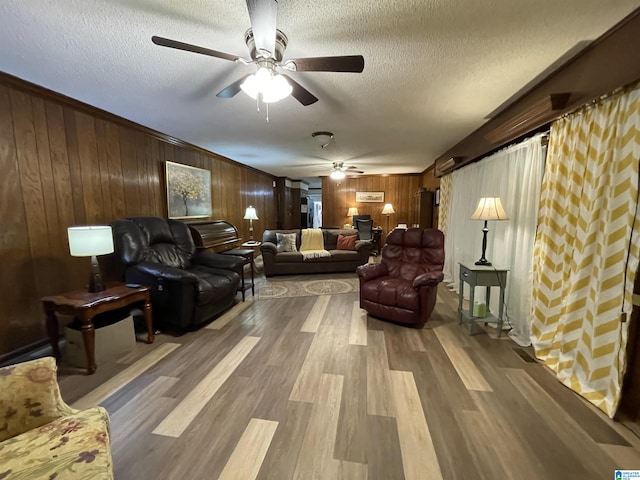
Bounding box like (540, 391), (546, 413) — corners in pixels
(246, 0), (277, 56)
(152, 36), (239, 62)
(281, 74), (318, 106)
(216, 74), (252, 98)
(285, 55), (365, 73)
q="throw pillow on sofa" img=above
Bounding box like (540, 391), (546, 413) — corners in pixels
(337, 234), (357, 250)
(276, 232), (298, 252)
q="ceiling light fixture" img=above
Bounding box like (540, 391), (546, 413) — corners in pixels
(312, 131), (334, 148)
(330, 169), (346, 180)
(240, 62), (292, 103)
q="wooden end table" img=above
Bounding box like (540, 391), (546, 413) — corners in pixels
(220, 247), (256, 301)
(42, 282), (154, 374)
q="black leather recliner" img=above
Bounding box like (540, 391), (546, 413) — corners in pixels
(110, 217), (242, 329)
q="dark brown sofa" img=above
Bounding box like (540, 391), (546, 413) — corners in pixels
(260, 228), (373, 277)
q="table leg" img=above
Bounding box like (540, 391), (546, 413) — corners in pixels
(458, 277), (464, 324)
(240, 261), (246, 302)
(78, 313), (96, 375)
(143, 298), (155, 344)
(249, 254), (255, 297)
(497, 284), (506, 338)
(468, 284), (476, 334)
(44, 303), (61, 363)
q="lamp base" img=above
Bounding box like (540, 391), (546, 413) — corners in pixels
(88, 255), (106, 293)
(474, 259), (492, 266)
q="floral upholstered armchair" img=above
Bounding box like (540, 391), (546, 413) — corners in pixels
(0, 357), (113, 479)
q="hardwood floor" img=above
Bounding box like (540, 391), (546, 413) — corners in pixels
(56, 272), (640, 479)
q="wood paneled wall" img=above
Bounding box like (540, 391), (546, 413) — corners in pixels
(0, 77), (275, 359)
(322, 175), (422, 238)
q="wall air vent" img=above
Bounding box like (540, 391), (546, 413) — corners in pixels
(435, 156), (464, 177)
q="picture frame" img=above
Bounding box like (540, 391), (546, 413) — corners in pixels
(165, 161), (212, 219)
(435, 187), (441, 206)
(355, 191), (384, 203)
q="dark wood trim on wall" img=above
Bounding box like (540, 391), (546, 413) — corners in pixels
(0, 71), (271, 179)
(0, 74), (276, 359)
(434, 7), (640, 173)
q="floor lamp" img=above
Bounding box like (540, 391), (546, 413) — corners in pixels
(470, 197), (508, 266)
(244, 206), (259, 242)
(381, 203), (395, 234)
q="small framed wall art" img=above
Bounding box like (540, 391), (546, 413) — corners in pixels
(165, 161), (212, 219)
(355, 191), (384, 203)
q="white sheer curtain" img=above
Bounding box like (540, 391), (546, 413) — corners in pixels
(442, 134), (546, 346)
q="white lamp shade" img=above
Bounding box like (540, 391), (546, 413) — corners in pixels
(347, 207), (359, 216)
(381, 203), (395, 215)
(67, 226), (114, 257)
(470, 197), (509, 221)
(244, 206), (259, 220)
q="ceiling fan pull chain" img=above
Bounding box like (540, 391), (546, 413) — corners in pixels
(266, 102), (269, 123)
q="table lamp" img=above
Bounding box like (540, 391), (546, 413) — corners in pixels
(347, 207), (359, 227)
(244, 206), (259, 241)
(381, 203), (395, 233)
(67, 226), (114, 293)
(470, 197), (508, 266)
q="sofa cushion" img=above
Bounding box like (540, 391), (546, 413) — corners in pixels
(189, 266), (238, 306)
(0, 407), (113, 480)
(337, 234), (357, 250)
(0, 357), (74, 442)
(276, 232), (298, 252)
(323, 231), (339, 250)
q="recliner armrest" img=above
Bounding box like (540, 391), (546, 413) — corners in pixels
(193, 251), (245, 271)
(355, 240), (372, 253)
(412, 271), (444, 288)
(260, 242), (278, 255)
(131, 262), (199, 284)
(356, 262), (388, 281)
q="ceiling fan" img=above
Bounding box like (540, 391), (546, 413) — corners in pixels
(329, 161), (364, 180)
(151, 0), (365, 106)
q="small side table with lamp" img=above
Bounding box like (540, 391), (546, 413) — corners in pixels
(457, 197), (510, 337)
(43, 226), (154, 374)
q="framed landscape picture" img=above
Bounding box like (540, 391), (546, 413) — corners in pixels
(355, 191), (384, 203)
(165, 161), (212, 219)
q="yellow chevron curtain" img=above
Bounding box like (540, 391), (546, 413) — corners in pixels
(438, 174), (452, 234)
(531, 83), (640, 417)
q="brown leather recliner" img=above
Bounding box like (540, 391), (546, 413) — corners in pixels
(356, 228), (444, 328)
(110, 217), (243, 330)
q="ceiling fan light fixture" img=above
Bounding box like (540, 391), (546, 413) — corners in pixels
(262, 74), (292, 103)
(330, 169), (346, 180)
(240, 66), (292, 103)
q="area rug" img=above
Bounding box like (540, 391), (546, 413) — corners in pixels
(259, 278), (359, 299)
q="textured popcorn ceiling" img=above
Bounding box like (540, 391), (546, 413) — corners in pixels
(1, 0), (639, 184)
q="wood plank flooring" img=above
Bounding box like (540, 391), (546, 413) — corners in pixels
(56, 272), (640, 480)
